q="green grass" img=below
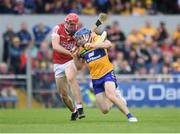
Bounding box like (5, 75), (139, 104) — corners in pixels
(0, 108), (180, 133)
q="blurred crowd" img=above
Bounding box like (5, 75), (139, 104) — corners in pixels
(1, 20), (180, 76)
(105, 20), (180, 76)
(0, 19), (180, 108)
(0, 0), (180, 15)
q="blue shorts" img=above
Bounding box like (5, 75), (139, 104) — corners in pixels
(92, 70), (118, 95)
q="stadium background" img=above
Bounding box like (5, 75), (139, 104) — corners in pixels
(0, 0), (180, 133)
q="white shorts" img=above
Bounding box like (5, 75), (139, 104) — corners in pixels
(53, 60), (74, 79)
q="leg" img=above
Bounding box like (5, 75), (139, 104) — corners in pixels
(96, 93), (112, 114)
(104, 81), (138, 122)
(56, 77), (75, 112)
(56, 77), (79, 121)
(96, 92), (113, 114)
(65, 63), (82, 105)
(104, 81), (130, 115)
(65, 62), (85, 119)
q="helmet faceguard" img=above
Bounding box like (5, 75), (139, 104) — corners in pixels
(65, 13), (79, 36)
(74, 28), (91, 47)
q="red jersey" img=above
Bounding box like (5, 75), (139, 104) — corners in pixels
(51, 23), (77, 64)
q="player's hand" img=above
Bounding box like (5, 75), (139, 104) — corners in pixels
(70, 47), (79, 57)
(84, 43), (93, 49)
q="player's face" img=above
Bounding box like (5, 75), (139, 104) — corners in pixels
(76, 34), (90, 47)
(65, 21), (77, 33)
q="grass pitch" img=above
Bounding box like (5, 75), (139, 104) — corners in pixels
(0, 108), (179, 133)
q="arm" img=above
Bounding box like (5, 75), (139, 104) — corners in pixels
(51, 25), (71, 56)
(85, 39), (112, 49)
(90, 13), (108, 32)
(51, 37), (71, 55)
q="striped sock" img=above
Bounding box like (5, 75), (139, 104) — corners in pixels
(76, 102), (83, 109)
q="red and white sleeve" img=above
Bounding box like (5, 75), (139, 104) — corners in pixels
(51, 25), (60, 39)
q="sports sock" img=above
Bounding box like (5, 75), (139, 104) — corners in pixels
(127, 113), (133, 119)
(76, 102), (83, 109)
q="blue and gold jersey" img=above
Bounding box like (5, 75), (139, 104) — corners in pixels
(79, 34), (113, 79)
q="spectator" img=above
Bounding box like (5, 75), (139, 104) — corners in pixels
(110, 0), (123, 14)
(174, 36), (180, 47)
(121, 40), (131, 60)
(0, 63), (17, 108)
(135, 57), (146, 72)
(68, 1), (81, 14)
(60, 0), (71, 14)
(33, 23), (51, 47)
(161, 65), (170, 74)
(114, 52), (131, 74)
(173, 23), (180, 43)
(114, 51), (124, 70)
(0, 0), (14, 14)
(108, 21), (126, 50)
(127, 28), (144, 48)
(44, 2), (53, 13)
(75, 0), (83, 13)
(156, 0), (179, 14)
(24, 0), (36, 14)
(149, 41), (162, 56)
(160, 65), (172, 82)
(128, 50), (138, 73)
(155, 21), (169, 43)
(117, 60), (132, 74)
(172, 58), (180, 72)
(121, 1), (132, 15)
(3, 24), (16, 63)
(52, 0), (63, 14)
(147, 53), (163, 74)
(9, 37), (23, 74)
(28, 40), (38, 58)
(39, 73), (53, 108)
(0, 0), (179, 15)
(146, 0), (157, 15)
(95, 0), (111, 13)
(132, 0), (146, 16)
(138, 66), (148, 75)
(17, 21), (32, 50)
(163, 54), (172, 68)
(0, 62), (8, 75)
(136, 43), (151, 63)
(14, 0), (25, 14)
(161, 41), (174, 57)
(1, 86), (17, 108)
(81, 2), (96, 15)
(172, 40), (180, 61)
(140, 20), (157, 45)
(37, 40), (51, 69)
(35, 0), (45, 13)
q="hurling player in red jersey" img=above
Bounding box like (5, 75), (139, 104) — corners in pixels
(51, 13), (85, 121)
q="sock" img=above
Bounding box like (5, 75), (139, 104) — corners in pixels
(127, 113), (133, 119)
(76, 102), (83, 109)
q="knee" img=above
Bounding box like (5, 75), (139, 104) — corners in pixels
(66, 75), (76, 83)
(106, 93), (116, 102)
